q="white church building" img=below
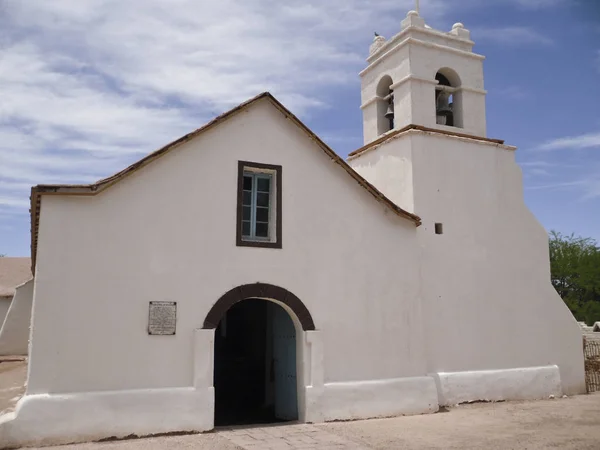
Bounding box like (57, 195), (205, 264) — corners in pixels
(0, 9), (585, 448)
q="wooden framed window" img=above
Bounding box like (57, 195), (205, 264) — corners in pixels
(236, 161), (282, 248)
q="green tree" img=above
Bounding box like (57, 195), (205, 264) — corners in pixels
(549, 231), (600, 325)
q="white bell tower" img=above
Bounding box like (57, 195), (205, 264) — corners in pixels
(360, 9), (487, 145)
(348, 8), (586, 400)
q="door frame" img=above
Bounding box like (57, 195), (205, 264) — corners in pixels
(197, 283), (323, 426)
(203, 283), (315, 331)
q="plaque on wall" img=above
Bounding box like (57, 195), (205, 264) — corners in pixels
(148, 301), (177, 335)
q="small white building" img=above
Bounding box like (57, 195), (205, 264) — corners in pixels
(0, 258), (32, 357)
(0, 10), (585, 448)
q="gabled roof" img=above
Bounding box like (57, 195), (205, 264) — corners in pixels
(0, 257), (32, 297)
(30, 92), (421, 274)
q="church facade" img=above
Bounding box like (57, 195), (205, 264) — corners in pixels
(0, 10), (585, 448)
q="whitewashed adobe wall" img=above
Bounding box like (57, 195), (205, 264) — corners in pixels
(0, 99), (431, 447)
(27, 100), (425, 393)
(349, 129), (586, 396)
(345, 135), (415, 214)
(411, 132), (585, 395)
(0, 298), (10, 331)
(0, 280), (33, 356)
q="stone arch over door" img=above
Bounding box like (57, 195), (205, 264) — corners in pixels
(203, 283), (316, 331)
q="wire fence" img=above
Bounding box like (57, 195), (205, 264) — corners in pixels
(584, 338), (600, 393)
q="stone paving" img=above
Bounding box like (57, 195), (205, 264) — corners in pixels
(219, 423), (369, 450)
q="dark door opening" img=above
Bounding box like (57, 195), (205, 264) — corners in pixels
(214, 299), (298, 426)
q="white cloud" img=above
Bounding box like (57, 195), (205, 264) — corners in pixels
(472, 26), (553, 45)
(2, 0), (459, 218)
(538, 132), (600, 150)
(519, 160), (557, 177)
(528, 177), (600, 200)
(509, 0), (566, 8)
(519, 160), (584, 172)
(528, 168), (551, 176)
(519, 161), (556, 168)
(581, 178), (600, 199)
(495, 85), (530, 99)
(528, 168), (550, 177)
(2, 0), (426, 114)
(0, 0), (568, 223)
(0, 195), (30, 212)
(526, 159), (600, 200)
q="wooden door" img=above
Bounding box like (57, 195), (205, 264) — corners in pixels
(272, 305), (298, 420)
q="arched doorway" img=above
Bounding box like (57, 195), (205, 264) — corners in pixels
(205, 283), (315, 427)
(213, 299), (298, 426)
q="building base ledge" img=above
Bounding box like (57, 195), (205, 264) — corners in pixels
(0, 387), (214, 449)
(430, 365), (563, 406)
(0, 367), (564, 448)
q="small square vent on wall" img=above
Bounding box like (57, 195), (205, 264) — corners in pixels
(435, 223), (443, 235)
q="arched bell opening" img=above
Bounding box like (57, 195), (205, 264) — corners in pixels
(435, 68), (463, 128)
(376, 75), (395, 136)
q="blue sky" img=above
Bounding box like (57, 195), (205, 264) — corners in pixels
(1, 0), (599, 256)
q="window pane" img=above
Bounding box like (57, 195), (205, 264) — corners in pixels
(242, 191), (251, 206)
(243, 175), (253, 191)
(256, 206), (269, 223)
(242, 221), (251, 237)
(239, 168), (277, 244)
(255, 222), (269, 238)
(243, 206), (251, 221)
(256, 192), (270, 207)
(257, 177), (271, 192)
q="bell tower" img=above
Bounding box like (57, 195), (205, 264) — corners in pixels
(360, 9), (487, 145)
(348, 9), (586, 399)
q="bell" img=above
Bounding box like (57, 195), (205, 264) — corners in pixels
(436, 106), (453, 125)
(436, 104), (453, 116)
(436, 108), (452, 125)
(436, 91), (451, 111)
(435, 91), (453, 125)
(384, 103), (395, 120)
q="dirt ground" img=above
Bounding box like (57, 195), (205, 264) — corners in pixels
(0, 359), (27, 415)
(2, 359), (600, 449)
(319, 393), (600, 449)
